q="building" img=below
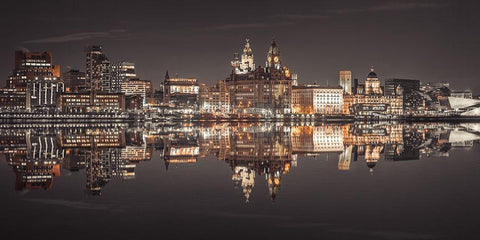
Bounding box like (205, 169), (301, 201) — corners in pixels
(365, 66), (382, 95)
(0, 89), (26, 111)
(339, 70), (352, 95)
(384, 78), (423, 112)
(8, 50), (60, 91)
(343, 94), (403, 117)
(121, 79), (153, 96)
(86, 45), (110, 92)
(110, 62), (136, 93)
(58, 93), (125, 113)
(291, 85), (344, 115)
(231, 39), (255, 74)
(226, 39), (293, 117)
(26, 77), (65, 111)
(199, 80), (230, 115)
(163, 72), (199, 112)
(450, 90), (472, 99)
(62, 69), (86, 92)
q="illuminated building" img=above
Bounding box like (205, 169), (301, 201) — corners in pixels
(199, 80), (230, 115)
(0, 88), (26, 110)
(291, 85), (344, 115)
(450, 90), (473, 99)
(26, 77), (65, 111)
(121, 79), (153, 107)
(342, 93), (404, 117)
(62, 69), (86, 92)
(86, 45), (110, 92)
(339, 70), (352, 94)
(384, 78), (423, 112)
(163, 73), (199, 112)
(231, 39), (255, 74)
(365, 66), (382, 95)
(226, 39), (294, 117)
(58, 93), (125, 113)
(110, 61), (136, 93)
(343, 67), (403, 117)
(8, 50), (60, 91)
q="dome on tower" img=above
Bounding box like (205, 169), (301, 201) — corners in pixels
(367, 66), (377, 78)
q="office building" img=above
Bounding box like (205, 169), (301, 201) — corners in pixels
(339, 70), (352, 94)
(110, 61), (136, 93)
(8, 50), (60, 91)
(63, 69), (86, 92)
(86, 45), (110, 92)
(291, 85), (344, 115)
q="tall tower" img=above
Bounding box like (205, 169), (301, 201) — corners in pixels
(365, 66), (382, 95)
(339, 70), (352, 95)
(86, 45), (110, 92)
(266, 39), (281, 70)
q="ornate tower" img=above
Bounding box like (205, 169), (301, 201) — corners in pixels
(240, 39), (255, 73)
(266, 39), (281, 70)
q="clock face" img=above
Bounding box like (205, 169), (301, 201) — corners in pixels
(267, 56), (272, 62)
(274, 56), (279, 63)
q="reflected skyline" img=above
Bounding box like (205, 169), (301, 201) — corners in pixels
(2, 122), (479, 202)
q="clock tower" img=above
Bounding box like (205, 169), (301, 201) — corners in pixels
(266, 39), (281, 70)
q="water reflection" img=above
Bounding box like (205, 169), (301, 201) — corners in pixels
(2, 122), (480, 202)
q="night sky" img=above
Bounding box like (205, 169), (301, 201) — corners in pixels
(1, 0), (479, 93)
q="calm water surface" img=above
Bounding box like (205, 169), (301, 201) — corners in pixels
(1, 122), (479, 240)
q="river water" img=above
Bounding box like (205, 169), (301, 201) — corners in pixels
(1, 122), (479, 239)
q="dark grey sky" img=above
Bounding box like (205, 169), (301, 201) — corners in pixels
(1, 0), (479, 93)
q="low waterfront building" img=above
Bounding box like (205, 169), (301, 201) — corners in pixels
(58, 92), (125, 113)
(291, 85), (343, 115)
(26, 77), (65, 111)
(343, 94), (403, 117)
(0, 89), (26, 111)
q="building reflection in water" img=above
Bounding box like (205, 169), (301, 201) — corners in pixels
(1, 122), (479, 201)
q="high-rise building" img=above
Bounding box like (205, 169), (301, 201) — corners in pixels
(365, 66), (382, 95)
(8, 50), (60, 91)
(339, 70), (352, 94)
(86, 45), (110, 92)
(62, 69), (86, 92)
(110, 62), (136, 93)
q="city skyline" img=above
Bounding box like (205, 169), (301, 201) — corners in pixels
(1, 0), (479, 93)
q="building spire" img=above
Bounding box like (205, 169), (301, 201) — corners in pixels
(165, 70), (170, 80)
